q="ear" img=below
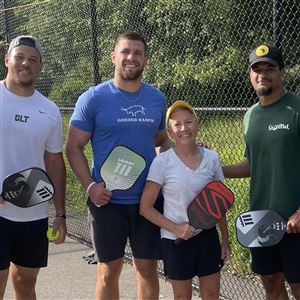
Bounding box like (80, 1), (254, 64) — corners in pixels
(38, 63), (43, 73)
(248, 68), (254, 83)
(144, 56), (148, 66)
(111, 51), (116, 64)
(4, 54), (9, 67)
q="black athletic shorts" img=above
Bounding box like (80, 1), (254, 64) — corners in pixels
(161, 227), (224, 280)
(250, 233), (300, 283)
(0, 216), (48, 270)
(88, 196), (163, 263)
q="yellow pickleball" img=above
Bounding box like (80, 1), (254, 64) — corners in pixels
(47, 227), (60, 241)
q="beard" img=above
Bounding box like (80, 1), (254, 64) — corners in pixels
(120, 67), (144, 81)
(256, 87), (273, 96)
(16, 71), (36, 87)
(18, 79), (34, 87)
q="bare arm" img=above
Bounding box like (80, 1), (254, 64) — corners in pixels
(65, 125), (93, 189)
(140, 181), (195, 240)
(44, 151), (67, 244)
(222, 159), (250, 178)
(217, 216), (231, 262)
(65, 125), (111, 207)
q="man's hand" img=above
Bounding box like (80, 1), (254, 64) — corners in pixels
(287, 210), (300, 234)
(51, 216), (67, 244)
(0, 195), (4, 204)
(198, 141), (211, 149)
(88, 182), (112, 207)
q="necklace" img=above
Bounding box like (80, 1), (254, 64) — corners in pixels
(112, 81), (143, 103)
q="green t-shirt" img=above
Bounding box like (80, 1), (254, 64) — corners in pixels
(244, 92), (300, 220)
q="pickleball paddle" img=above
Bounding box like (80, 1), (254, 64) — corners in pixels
(236, 210), (287, 248)
(2, 167), (54, 207)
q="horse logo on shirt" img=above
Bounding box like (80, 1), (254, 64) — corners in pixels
(121, 105), (146, 117)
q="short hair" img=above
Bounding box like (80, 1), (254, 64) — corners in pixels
(114, 31), (148, 55)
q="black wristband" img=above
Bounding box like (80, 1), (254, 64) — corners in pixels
(55, 214), (66, 219)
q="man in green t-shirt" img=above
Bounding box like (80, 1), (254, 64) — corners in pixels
(223, 44), (300, 300)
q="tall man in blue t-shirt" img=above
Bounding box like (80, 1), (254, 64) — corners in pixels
(66, 31), (171, 299)
(223, 45), (300, 299)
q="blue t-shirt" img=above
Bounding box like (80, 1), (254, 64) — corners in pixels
(70, 80), (167, 204)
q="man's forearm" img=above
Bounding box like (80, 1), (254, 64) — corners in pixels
(66, 147), (94, 191)
(222, 159), (250, 178)
(45, 153), (66, 215)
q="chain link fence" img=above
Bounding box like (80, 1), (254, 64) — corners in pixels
(1, 0), (299, 299)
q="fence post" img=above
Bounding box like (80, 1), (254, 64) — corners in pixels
(3, 0), (9, 43)
(89, 0), (100, 85)
(273, 0), (284, 50)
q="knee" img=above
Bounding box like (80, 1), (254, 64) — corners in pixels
(173, 293), (192, 300)
(136, 266), (156, 278)
(11, 273), (37, 294)
(134, 261), (157, 280)
(12, 271), (36, 285)
(97, 262), (122, 284)
(200, 288), (219, 300)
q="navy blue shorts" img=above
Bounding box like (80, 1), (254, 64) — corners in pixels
(250, 233), (300, 283)
(88, 196), (163, 263)
(161, 227), (224, 280)
(0, 217), (48, 270)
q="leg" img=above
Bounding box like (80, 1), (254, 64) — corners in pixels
(198, 272), (220, 300)
(129, 200), (163, 300)
(261, 272), (289, 300)
(88, 204), (130, 299)
(250, 242), (288, 299)
(133, 258), (159, 300)
(281, 233), (300, 300)
(10, 263), (40, 300)
(95, 258), (123, 300)
(288, 282), (300, 300)
(169, 279), (192, 300)
(0, 268), (9, 300)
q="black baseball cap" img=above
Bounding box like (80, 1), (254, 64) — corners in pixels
(249, 44), (284, 69)
(7, 35), (43, 60)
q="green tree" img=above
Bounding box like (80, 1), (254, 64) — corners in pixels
(7, 0), (299, 106)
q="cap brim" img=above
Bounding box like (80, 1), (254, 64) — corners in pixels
(249, 58), (279, 68)
(166, 101), (197, 128)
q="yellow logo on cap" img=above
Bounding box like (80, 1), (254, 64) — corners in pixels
(255, 45), (269, 57)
